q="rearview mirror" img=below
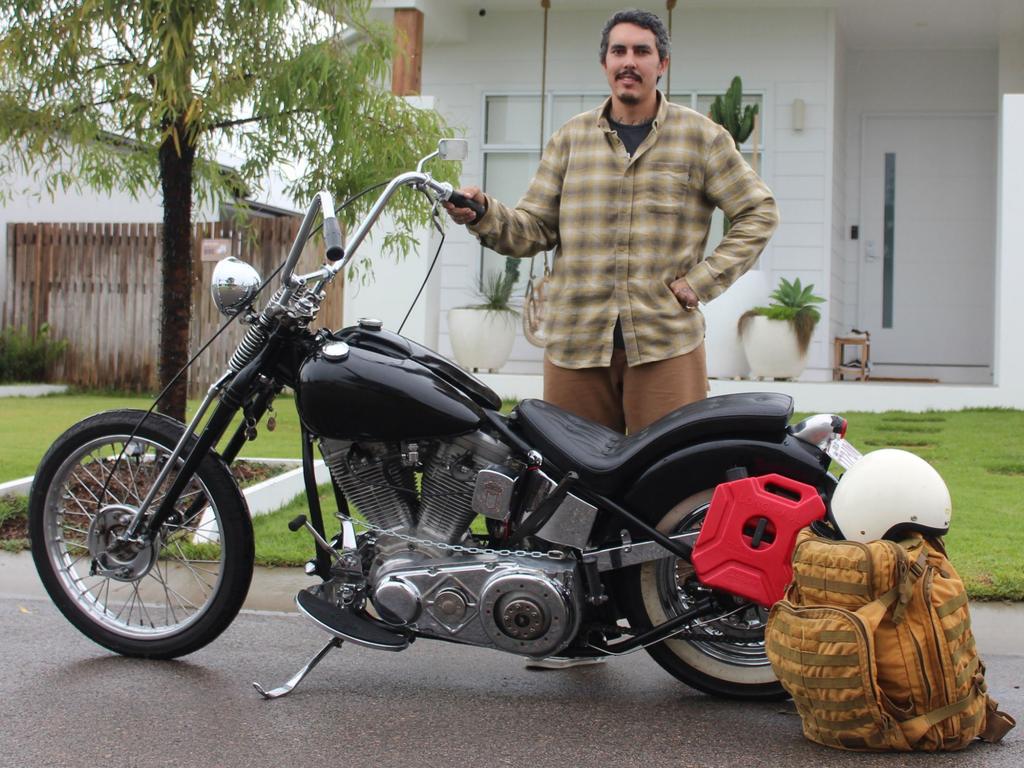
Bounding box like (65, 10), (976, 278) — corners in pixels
(437, 139), (468, 161)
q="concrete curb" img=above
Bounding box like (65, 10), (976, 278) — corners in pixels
(0, 384), (68, 398)
(1, 456), (329, 518)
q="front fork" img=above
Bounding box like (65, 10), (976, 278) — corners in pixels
(120, 355), (278, 543)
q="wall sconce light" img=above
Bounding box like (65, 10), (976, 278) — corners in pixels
(792, 98), (806, 132)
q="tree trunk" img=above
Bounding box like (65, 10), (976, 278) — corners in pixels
(157, 119), (196, 423)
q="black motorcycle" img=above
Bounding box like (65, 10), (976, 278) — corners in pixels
(29, 139), (862, 701)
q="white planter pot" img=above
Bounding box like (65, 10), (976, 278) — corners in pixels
(447, 308), (518, 372)
(740, 315), (808, 380)
(702, 270), (771, 378)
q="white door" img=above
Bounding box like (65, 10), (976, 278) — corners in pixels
(859, 114), (996, 383)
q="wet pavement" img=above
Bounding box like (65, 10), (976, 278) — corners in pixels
(0, 590), (1020, 768)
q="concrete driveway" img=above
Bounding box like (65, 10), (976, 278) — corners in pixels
(0, 593), (1020, 768)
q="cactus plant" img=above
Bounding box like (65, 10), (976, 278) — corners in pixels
(708, 76), (759, 148)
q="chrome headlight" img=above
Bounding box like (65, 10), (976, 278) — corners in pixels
(210, 257), (262, 316)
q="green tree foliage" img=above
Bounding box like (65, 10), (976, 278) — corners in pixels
(0, 0), (451, 419)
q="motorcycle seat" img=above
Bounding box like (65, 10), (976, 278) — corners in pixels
(513, 392), (794, 497)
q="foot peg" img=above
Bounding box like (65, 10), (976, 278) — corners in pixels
(295, 589), (409, 651)
(253, 637), (342, 700)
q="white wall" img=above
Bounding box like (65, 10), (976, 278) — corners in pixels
(419, 6), (836, 378)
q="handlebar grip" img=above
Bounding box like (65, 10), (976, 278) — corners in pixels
(323, 217), (345, 262)
(448, 191), (486, 221)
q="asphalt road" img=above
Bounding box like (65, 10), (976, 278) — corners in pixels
(0, 596), (1020, 768)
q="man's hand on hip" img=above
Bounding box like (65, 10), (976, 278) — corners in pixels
(442, 186), (487, 225)
(670, 278), (699, 312)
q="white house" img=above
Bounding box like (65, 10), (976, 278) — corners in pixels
(347, 0), (1024, 412)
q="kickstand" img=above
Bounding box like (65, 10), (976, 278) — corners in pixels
(253, 636), (342, 700)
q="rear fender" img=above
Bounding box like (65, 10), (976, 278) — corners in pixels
(612, 436), (835, 536)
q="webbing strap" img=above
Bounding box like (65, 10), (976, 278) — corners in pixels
(898, 689), (979, 744)
(768, 640), (860, 667)
(951, 633), (977, 666)
(795, 573), (871, 596)
(892, 550), (928, 625)
(792, 693), (869, 712)
(943, 617), (969, 644)
(812, 714), (878, 731)
(936, 591), (968, 618)
(955, 654), (981, 688)
(855, 585), (901, 629)
(770, 615), (857, 644)
(775, 669), (863, 690)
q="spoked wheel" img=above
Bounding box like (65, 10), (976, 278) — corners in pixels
(29, 409), (254, 659)
(620, 489), (787, 700)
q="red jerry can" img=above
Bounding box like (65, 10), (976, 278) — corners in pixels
(690, 474), (826, 607)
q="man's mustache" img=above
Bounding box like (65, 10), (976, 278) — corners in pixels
(616, 69), (642, 81)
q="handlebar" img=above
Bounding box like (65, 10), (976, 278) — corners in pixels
(323, 217), (345, 262)
(447, 190), (486, 220)
(283, 170), (471, 298)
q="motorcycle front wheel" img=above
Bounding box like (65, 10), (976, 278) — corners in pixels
(619, 488), (787, 701)
(29, 409), (254, 659)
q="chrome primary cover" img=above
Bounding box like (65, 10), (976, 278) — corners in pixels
(371, 554), (581, 658)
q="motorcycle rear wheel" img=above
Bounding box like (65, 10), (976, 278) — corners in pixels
(29, 409), (254, 659)
(620, 489), (788, 701)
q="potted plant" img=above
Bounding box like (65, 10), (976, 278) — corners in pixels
(447, 269), (520, 372)
(737, 277), (825, 380)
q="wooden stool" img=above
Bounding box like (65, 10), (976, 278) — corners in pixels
(833, 335), (870, 381)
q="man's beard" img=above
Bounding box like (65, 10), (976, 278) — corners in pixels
(616, 70), (642, 104)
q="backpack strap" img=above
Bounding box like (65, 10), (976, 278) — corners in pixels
(855, 548), (928, 629)
(898, 689), (981, 744)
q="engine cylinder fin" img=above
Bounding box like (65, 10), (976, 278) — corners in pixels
(320, 439), (417, 533)
(417, 441), (478, 543)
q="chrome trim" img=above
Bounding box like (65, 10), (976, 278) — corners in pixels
(253, 637), (342, 700)
(536, 493), (598, 549)
(124, 373), (231, 538)
(586, 531), (700, 572)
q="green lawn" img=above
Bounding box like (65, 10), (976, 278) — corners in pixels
(0, 391), (308, 481)
(1, 393), (1022, 598)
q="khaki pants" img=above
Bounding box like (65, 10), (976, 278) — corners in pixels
(543, 343), (708, 434)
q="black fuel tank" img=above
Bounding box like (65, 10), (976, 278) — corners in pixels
(296, 341), (485, 441)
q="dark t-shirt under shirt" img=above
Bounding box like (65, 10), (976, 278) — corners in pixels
(608, 117), (654, 350)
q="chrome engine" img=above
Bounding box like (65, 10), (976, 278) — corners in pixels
(320, 429), (512, 543)
(319, 430), (584, 656)
(371, 552), (582, 658)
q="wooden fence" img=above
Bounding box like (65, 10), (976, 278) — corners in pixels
(3, 218), (343, 397)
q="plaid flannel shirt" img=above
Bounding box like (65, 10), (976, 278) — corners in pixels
(469, 93), (779, 369)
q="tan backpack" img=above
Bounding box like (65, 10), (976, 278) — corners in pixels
(766, 529), (1015, 751)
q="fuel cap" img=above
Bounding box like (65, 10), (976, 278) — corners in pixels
(321, 341), (350, 361)
(357, 317), (383, 331)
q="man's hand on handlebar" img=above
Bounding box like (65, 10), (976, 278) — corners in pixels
(443, 186), (487, 226)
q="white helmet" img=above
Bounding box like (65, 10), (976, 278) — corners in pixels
(830, 449), (951, 543)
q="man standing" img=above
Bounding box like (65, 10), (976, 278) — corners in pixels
(445, 9), (778, 434)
